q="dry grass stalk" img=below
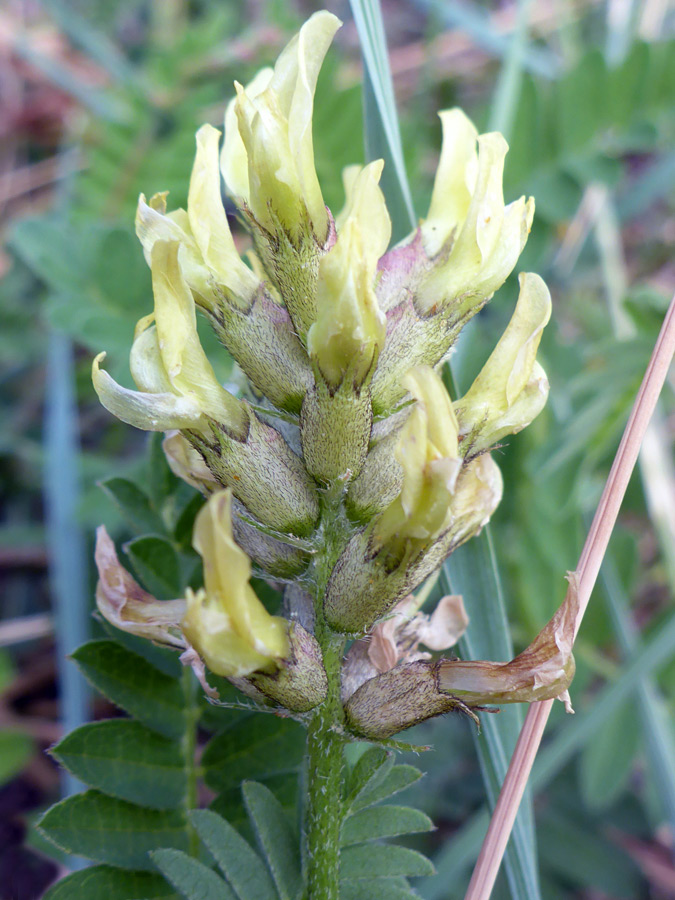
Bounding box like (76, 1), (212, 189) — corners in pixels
(464, 292), (675, 900)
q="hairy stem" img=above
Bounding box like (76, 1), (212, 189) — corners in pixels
(304, 485), (349, 899)
(305, 625), (346, 899)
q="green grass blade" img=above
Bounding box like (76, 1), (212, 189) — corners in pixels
(600, 554), (675, 837)
(349, 0), (416, 241)
(440, 545), (541, 900)
(420, 603), (675, 897)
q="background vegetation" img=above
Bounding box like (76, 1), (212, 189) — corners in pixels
(0, 1), (674, 898)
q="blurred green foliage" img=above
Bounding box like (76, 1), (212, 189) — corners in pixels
(2, 2), (675, 898)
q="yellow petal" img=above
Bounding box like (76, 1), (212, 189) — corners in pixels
(307, 162), (388, 386)
(422, 109), (478, 257)
(228, 11), (341, 239)
(188, 124), (258, 301)
(335, 159), (391, 262)
(454, 272), (551, 450)
(374, 367), (462, 550)
(135, 193), (213, 301)
(221, 67), (273, 202)
(402, 365), (459, 460)
(188, 490), (290, 677)
(93, 352), (204, 431)
(418, 130), (533, 314)
(150, 241), (247, 434)
(182, 588), (275, 678)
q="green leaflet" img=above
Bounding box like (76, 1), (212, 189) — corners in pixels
(38, 791), (190, 871)
(202, 716), (305, 794)
(125, 535), (183, 599)
(242, 782), (302, 900)
(350, 764), (424, 813)
(189, 809), (277, 900)
(42, 865), (178, 900)
(152, 850), (237, 900)
(343, 747), (393, 810)
(339, 878), (419, 900)
(51, 719), (186, 810)
(100, 477), (166, 537)
(209, 773), (299, 842)
(340, 805), (434, 846)
(72, 641), (184, 740)
(340, 844), (435, 879)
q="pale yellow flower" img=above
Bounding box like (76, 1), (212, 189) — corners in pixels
(418, 111), (534, 313)
(221, 10), (341, 241)
(454, 272), (551, 453)
(182, 490), (290, 678)
(93, 240), (246, 436)
(307, 160), (389, 387)
(374, 366), (462, 549)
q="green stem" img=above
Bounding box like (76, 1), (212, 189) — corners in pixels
(305, 625), (346, 900)
(304, 485), (349, 899)
(181, 666), (200, 858)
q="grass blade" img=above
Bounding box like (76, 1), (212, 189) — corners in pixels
(599, 554), (675, 839)
(349, 0), (416, 241)
(441, 541), (541, 900)
(44, 333), (90, 803)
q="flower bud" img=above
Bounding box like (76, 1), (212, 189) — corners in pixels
(454, 272), (551, 454)
(346, 409), (407, 522)
(300, 383), (372, 484)
(196, 403), (320, 536)
(204, 288), (312, 414)
(181, 490), (290, 678)
(250, 622), (327, 712)
(307, 161), (389, 390)
(417, 126), (534, 315)
(93, 240), (247, 438)
(222, 11), (341, 244)
(230, 497), (310, 578)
